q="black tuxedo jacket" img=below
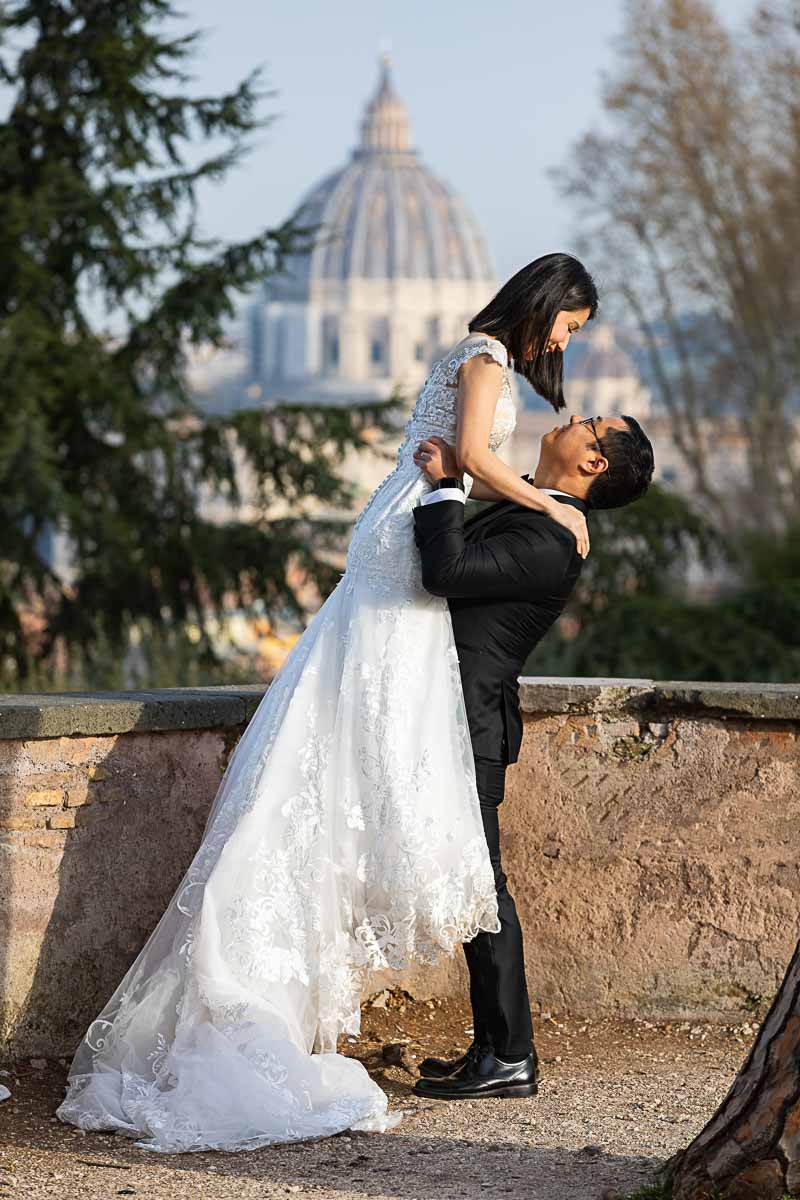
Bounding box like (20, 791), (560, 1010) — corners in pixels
(412, 489), (586, 765)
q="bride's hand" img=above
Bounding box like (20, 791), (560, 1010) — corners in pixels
(547, 501), (590, 559)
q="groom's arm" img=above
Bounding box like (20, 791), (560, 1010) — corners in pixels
(413, 498), (569, 601)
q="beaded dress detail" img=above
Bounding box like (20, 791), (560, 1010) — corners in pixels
(57, 336), (515, 1152)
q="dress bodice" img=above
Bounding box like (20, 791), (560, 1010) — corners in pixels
(346, 335), (516, 597)
(395, 334), (515, 464)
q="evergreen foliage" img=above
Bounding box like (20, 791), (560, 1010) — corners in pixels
(0, 0), (397, 686)
(529, 486), (800, 682)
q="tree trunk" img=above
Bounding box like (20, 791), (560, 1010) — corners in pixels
(668, 939), (800, 1200)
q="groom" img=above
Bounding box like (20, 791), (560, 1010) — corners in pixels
(410, 413), (654, 1100)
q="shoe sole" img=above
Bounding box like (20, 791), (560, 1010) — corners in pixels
(413, 1082), (538, 1100)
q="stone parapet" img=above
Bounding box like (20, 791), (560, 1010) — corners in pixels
(1, 679), (798, 1059)
(518, 677), (800, 721)
(0, 685), (267, 739)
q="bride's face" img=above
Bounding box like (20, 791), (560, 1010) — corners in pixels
(524, 308), (591, 360)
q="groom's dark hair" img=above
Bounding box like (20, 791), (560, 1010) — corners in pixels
(586, 416), (654, 510)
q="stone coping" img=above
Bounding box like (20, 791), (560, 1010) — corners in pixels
(0, 678), (797, 739)
(0, 685), (268, 739)
(517, 678), (800, 721)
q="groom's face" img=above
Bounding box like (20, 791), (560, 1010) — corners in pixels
(539, 414), (629, 479)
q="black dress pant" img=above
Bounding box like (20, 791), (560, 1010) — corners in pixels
(463, 757), (534, 1061)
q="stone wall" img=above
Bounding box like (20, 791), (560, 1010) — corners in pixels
(1, 680), (798, 1060)
(507, 680), (800, 1023)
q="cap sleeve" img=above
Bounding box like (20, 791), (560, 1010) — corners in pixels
(446, 338), (508, 383)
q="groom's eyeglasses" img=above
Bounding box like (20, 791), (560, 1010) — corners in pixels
(581, 416), (611, 478)
(579, 416), (603, 447)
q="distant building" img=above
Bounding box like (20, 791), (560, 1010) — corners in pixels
(191, 57), (499, 423)
(189, 56), (506, 507)
(251, 56), (498, 408)
(565, 324), (651, 422)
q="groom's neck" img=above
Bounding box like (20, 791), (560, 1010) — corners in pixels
(532, 465), (586, 501)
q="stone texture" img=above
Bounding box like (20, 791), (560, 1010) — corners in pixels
(46, 812), (76, 830)
(57, 736), (97, 765)
(1, 680), (799, 1060)
(23, 791), (63, 808)
(1, 679), (798, 738)
(1, 815), (44, 832)
(503, 709), (800, 1022)
(518, 677), (800, 721)
(0, 686), (266, 739)
(22, 740), (69, 766)
(0, 724), (234, 1058)
(64, 785), (91, 807)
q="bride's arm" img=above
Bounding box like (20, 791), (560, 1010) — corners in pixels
(412, 439), (512, 503)
(455, 355), (590, 557)
(460, 477), (506, 502)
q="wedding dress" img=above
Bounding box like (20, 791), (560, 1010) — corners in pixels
(57, 334), (516, 1152)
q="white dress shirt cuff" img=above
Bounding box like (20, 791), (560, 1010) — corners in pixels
(421, 488), (467, 506)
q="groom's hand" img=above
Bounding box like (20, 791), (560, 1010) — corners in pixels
(413, 437), (460, 483)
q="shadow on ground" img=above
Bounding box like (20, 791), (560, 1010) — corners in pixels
(1, 1065), (665, 1200)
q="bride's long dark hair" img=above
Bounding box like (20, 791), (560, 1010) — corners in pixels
(468, 253), (598, 412)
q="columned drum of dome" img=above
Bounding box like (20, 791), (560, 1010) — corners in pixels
(252, 57), (498, 408)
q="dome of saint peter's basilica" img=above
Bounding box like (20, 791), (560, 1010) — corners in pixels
(185, 58), (507, 516)
(246, 57), (498, 406)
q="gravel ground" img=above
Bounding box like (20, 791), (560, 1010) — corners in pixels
(0, 994), (760, 1200)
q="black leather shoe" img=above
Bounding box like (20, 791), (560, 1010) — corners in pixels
(413, 1047), (539, 1100)
(418, 1048), (472, 1079)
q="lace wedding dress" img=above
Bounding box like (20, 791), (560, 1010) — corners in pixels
(57, 334), (516, 1152)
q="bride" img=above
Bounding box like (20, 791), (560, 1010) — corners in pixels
(57, 252), (597, 1152)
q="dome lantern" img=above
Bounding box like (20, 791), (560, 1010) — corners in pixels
(356, 56), (413, 157)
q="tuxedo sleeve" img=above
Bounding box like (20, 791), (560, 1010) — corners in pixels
(412, 499), (569, 600)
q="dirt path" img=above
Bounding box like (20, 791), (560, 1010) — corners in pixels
(0, 996), (759, 1200)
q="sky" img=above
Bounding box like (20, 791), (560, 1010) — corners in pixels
(183, 0), (757, 283)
